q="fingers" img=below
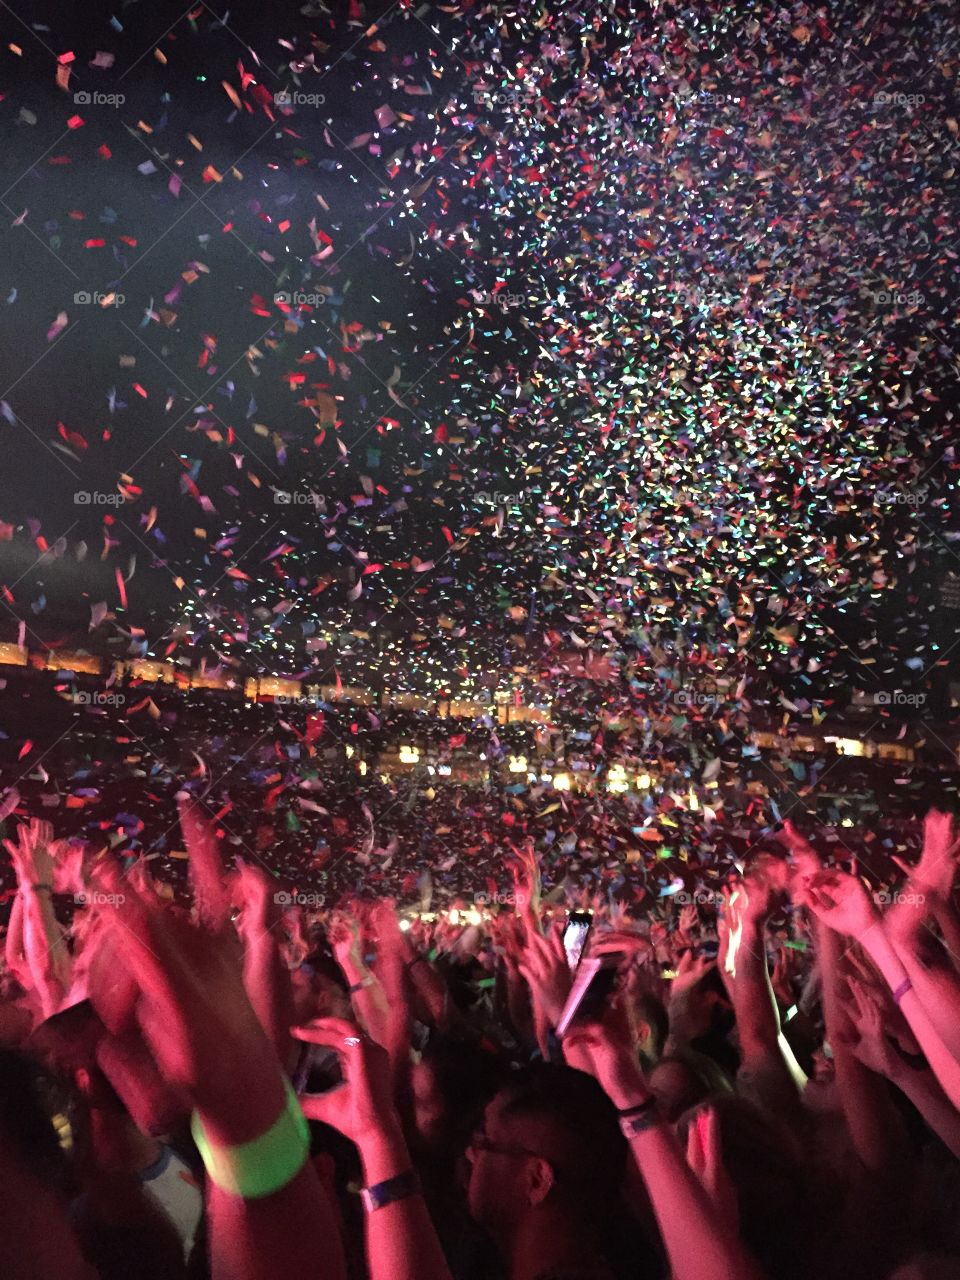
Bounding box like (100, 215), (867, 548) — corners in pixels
(292, 1016), (364, 1046)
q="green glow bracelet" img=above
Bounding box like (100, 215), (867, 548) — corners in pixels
(191, 1078), (310, 1199)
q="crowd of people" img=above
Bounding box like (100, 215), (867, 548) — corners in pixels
(0, 662), (952, 909)
(3, 779), (960, 1278)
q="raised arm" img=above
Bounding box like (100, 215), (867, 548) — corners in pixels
(89, 865), (347, 1280)
(232, 862), (297, 1067)
(814, 920), (910, 1177)
(565, 1014), (763, 1280)
(882, 811), (960, 1062)
(179, 795), (233, 933)
(718, 874), (805, 1119)
(806, 868), (960, 1112)
(4, 819), (71, 1017)
(845, 973), (960, 1161)
(294, 1017), (453, 1280)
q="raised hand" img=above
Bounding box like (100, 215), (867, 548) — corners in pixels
(4, 818), (57, 886)
(509, 840), (542, 925)
(178, 794), (232, 932)
(329, 910), (365, 973)
(563, 995), (649, 1109)
(230, 859), (282, 934)
(292, 1017), (394, 1143)
(777, 819), (822, 896)
(517, 918), (572, 1030)
(740, 864), (777, 927)
(50, 839), (89, 897)
(592, 927), (656, 963)
(844, 976), (899, 1078)
(86, 861), (276, 1139)
(676, 902), (699, 946)
(805, 870), (879, 940)
(897, 809), (960, 899)
(670, 949), (717, 1001)
(718, 885), (746, 978)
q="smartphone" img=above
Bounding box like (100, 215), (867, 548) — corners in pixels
(554, 954), (622, 1039)
(563, 911), (593, 971)
(292, 1043), (344, 1097)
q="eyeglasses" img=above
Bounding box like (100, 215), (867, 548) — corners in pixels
(467, 1129), (541, 1161)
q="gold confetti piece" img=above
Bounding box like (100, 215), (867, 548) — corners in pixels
(187, 133), (202, 150)
(154, 48), (167, 64)
(222, 80), (242, 110)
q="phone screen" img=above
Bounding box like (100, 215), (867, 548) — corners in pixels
(563, 911), (593, 970)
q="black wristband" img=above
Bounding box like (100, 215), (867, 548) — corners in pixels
(617, 1097), (657, 1118)
(618, 1098), (660, 1138)
(360, 1169), (420, 1212)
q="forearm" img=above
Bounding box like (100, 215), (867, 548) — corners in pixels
(729, 922), (781, 1059)
(407, 955), (448, 1026)
(199, 1041), (347, 1280)
(731, 923), (804, 1109)
(356, 1123), (453, 1280)
(886, 940), (960, 1064)
(816, 923), (907, 1175)
(503, 962), (534, 1044)
(376, 953), (414, 1076)
(861, 924), (960, 1110)
(242, 932), (296, 1064)
(208, 1162), (346, 1280)
(930, 895), (960, 966)
(21, 884), (70, 1016)
(340, 955), (393, 1045)
(627, 1118), (762, 1280)
(4, 892), (30, 986)
(890, 1063), (960, 1160)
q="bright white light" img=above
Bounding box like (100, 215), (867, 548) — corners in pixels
(827, 736), (865, 757)
(399, 743), (420, 764)
(398, 919), (412, 932)
(606, 764), (629, 793)
(508, 754), (527, 773)
(553, 772), (571, 791)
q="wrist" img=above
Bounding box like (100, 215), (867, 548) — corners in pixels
(192, 1077), (309, 1199)
(340, 957), (369, 984)
(609, 1086), (653, 1110)
(356, 1119), (410, 1185)
(194, 1037), (287, 1146)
